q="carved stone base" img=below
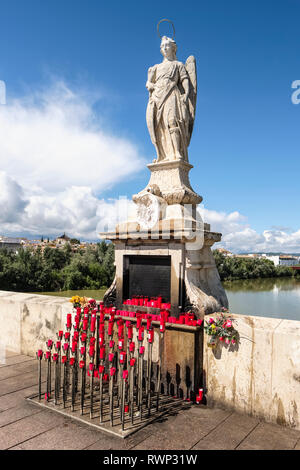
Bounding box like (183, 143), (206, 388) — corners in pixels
(133, 160), (202, 206)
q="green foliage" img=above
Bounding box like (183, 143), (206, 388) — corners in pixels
(213, 251), (294, 281)
(0, 241), (115, 293)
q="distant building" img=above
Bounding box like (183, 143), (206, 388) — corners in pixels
(215, 248), (233, 256)
(261, 254), (280, 266)
(55, 233), (71, 245)
(279, 255), (300, 267)
(0, 236), (22, 253)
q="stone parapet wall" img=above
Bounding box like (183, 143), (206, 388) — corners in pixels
(204, 313), (300, 431)
(0, 291), (70, 356)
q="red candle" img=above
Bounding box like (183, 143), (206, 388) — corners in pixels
(119, 351), (126, 364)
(110, 367), (116, 376)
(99, 334), (105, 346)
(58, 330), (63, 338)
(37, 349), (43, 358)
(127, 325), (133, 340)
(139, 346), (145, 355)
(69, 357), (75, 366)
(146, 315), (152, 331)
(136, 316), (142, 329)
(79, 360), (85, 369)
(100, 347), (105, 360)
(109, 339), (114, 349)
(122, 370), (128, 380)
(89, 362), (94, 371)
(129, 342), (135, 353)
(109, 353), (114, 362)
(148, 328), (154, 343)
(99, 365), (105, 374)
(138, 327), (144, 342)
(130, 357), (136, 367)
(81, 333), (87, 343)
(66, 313), (72, 328)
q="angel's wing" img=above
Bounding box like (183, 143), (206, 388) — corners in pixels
(185, 55), (197, 145)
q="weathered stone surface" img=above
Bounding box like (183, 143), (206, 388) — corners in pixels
(0, 402), (41, 428)
(0, 409), (65, 449)
(0, 291), (71, 355)
(236, 421), (300, 450)
(192, 412), (259, 450)
(9, 420), (104, 450)
(204, 314), (300, 431)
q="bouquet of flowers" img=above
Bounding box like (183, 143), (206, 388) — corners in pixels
(69, 296), (89, 308)
(204, 310), (237, 348)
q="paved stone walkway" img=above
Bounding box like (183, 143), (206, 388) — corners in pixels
(0, 350), (300, 450)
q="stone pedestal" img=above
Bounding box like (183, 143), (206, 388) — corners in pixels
(133, 160), (202, 206)
(100, 224), (228, 318)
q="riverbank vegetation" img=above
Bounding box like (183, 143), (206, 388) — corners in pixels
(0, 243), (297, 293)
(213, 251), (297, 281)
(0, 242), (115, 293)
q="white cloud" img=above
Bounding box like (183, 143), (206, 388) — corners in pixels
(0, 172), (27, 223)
(200, 206), (300, 253)
(0, 80), (146, 239)
(0, 81), (145, 195)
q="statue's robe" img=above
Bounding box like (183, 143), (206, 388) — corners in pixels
(146, 60), (189, 162)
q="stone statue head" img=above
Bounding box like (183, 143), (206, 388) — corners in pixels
(160, 36), (177, 60)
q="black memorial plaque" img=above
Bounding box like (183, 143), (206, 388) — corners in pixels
(123, 255), (171, 302)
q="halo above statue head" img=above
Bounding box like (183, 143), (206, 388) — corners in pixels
(157, 19), (175, 40)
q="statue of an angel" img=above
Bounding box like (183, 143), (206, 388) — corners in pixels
(146, 35), (197, 163)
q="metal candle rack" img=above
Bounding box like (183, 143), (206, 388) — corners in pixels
(29, 302), (190, 438)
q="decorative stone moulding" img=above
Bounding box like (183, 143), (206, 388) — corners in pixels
(133, 160), (202, 207)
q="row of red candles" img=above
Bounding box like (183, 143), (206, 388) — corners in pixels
(117, 309), (203, 327)
(123, 296), (170, 310)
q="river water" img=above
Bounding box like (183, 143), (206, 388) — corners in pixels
(224, 277), (300, 321)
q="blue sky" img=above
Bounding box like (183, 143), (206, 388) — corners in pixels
(0, 0), (299, 252)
